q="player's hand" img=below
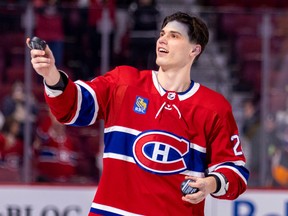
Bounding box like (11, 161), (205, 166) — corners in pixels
(181, 176), (217, 204)
(26, 37), (60, 86)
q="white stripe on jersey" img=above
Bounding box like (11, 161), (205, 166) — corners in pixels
(65, 84), (82, 125)
(208, 160), (246, 172)
(44, 85), (63, 97)
(215, 165), (248, 185)
(103, 152), (136, 164)
(104, 125), (141, 136)
(75, 80), (98, 125)
(91, 203), (144, 216)
(190, 142), (206, 153)
(180, 170), (205, 177)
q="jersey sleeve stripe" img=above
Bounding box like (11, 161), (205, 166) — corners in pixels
(64, 84), (82, 125)
(180, 170), (205, 177)
(208, 160), (246, 172)
(66, 81), (98, 126)
(214, 163), (249, 185)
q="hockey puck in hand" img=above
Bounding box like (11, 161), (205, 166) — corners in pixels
(181, 179), (199, 195)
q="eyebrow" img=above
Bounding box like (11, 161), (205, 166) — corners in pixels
(160, 29), (182, 36)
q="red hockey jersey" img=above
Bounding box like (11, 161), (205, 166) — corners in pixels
(45, 66), (249, 216)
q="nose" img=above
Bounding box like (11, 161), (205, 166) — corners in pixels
(158, 36), (167, 45)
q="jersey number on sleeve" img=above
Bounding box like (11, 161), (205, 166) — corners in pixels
(231, 135), (243, 156)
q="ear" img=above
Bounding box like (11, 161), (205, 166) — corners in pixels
(190, 45), (201, 57)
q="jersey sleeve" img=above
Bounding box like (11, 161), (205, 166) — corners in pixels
(44, 66), (137, 126)
(206, 102), (249, 200)
(45, 78), (80, 124)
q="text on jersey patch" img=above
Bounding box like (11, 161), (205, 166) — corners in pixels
(134, 96), (149, 114)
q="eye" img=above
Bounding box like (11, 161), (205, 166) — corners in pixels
(159, 32), (164, 37)
(171, 33), (178, 38)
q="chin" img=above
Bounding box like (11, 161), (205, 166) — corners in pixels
(155, 59), (160, 67)
(156, 57), (165, 67)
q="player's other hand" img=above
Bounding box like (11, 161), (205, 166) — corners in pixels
(181, 175), (217, 204)
(26, 38), (60, 86)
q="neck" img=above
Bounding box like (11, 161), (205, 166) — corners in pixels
(157, 67), (191, 92)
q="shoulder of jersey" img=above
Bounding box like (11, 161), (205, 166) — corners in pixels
(116, 65), (152, 82)
(196, 85), (232, 111)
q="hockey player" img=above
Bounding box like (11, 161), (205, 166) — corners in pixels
(28, 11), (249, 216)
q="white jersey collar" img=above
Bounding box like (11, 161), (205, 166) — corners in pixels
(152, 70), (200, 101)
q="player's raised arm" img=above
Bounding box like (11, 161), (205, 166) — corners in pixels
(26, 37), (60, 86)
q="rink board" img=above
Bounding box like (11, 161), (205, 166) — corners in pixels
(0, 186), (286, 216)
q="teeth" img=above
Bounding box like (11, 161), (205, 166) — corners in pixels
(159, 48), (168, 53)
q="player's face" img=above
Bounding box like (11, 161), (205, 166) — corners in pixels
(156, 21), (196, 70)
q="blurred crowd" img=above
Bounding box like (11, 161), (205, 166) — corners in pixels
(0, 81), (101, 183)
(0, 0), (162, 184)
(0, 0), (288, 188)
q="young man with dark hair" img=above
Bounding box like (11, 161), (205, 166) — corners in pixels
(28, 11), (249, 216)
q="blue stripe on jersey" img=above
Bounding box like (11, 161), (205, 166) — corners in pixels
(71, 84), (96, 126)
(218, 162), (249, 182)
(90, 204), (143, 216)
(104, 130), (207, 174)
(237, 164), (250, 181)
(104, 131), (136, 157)
(90, 208), (123, 216)
(188, 148), (207, 173)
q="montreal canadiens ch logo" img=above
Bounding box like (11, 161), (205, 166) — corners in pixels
(132, 130), (190, 175)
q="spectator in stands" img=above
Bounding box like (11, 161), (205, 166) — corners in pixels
(0, 117), (23, 182)
(271, 112), (288, 187)
(87, 0), (115, 78)
(34, 0), (65, 67)
(128, 0), (160, 69)
(33, 109), (80, 183)
(262, 114), (284, 187)
(60, 0), (89, 80)
(271, 147), (288, 187)
(241, 96), (261, 186)
(1, 81), (38, 139)
(113, 0), (133, 60)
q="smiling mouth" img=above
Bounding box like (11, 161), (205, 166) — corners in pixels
(158, 47), (169, 53)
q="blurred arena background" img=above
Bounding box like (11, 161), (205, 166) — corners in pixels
(0, 0), (288, 215)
